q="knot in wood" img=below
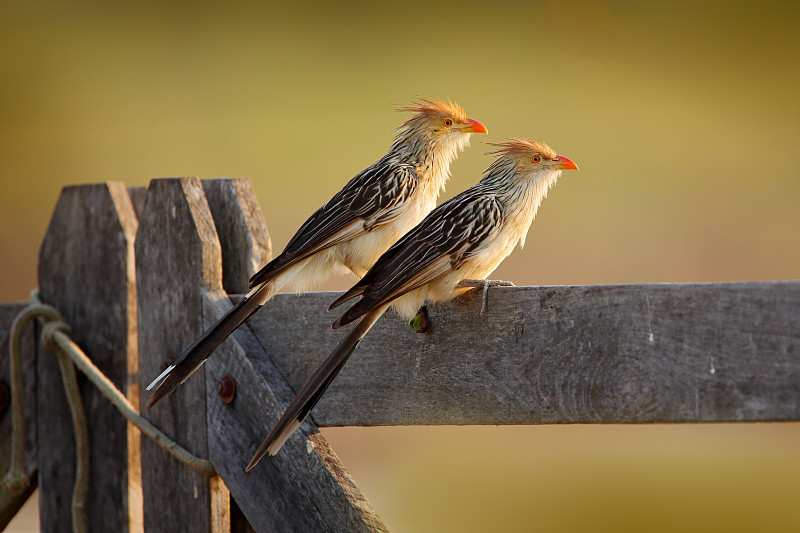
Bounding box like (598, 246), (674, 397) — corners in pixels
(216, 374), (236, 404)
(590, 353), (658, 420)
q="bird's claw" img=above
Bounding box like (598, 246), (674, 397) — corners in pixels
(456, 279), (515, 316)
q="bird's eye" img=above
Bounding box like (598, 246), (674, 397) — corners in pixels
(443, 119), (453, 127)
(532, 155), (541, 163)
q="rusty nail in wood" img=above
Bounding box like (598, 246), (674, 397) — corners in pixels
(216, 374), (236, 404)
(0, 381), (9, 416)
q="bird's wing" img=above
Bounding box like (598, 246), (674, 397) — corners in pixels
(332, 188), (503, 327)
(248, 162), (419, 288)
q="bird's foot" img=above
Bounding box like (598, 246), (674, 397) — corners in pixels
(455, 279), (515, 316)
(455, 291), (474, 305)
(408, 305), (430, 333)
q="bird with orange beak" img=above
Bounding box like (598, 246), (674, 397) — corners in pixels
(248, 138), (577, 465)
(145, 98), (487, 408)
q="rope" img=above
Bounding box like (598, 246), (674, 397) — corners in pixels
(50, 322), (90, 533)
(2, 290), (216, 532)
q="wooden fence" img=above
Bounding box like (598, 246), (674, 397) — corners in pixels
(1, 178), (799, 532)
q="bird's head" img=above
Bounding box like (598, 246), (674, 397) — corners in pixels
(486, 138), (578, 185)
(391, 98), (488, 159)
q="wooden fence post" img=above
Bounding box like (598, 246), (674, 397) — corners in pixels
(202, 179), (271, 294)
(37, 182), (140, 532)
(135, 177), (228, 532)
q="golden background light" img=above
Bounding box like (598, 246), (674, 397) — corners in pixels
(2, 1), (799, 531)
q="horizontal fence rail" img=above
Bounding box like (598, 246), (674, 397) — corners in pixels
(236, 281), (800, 426)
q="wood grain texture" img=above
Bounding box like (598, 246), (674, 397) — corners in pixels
(135, 177), (228, 533)
(202, 179), (272, 294)
(0, 302), (37, 529)
(240, 281), (800, 426)
(204, 293), (388, 533)
(37, 182), (140, 532)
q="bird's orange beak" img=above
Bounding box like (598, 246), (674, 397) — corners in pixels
(554, 155), (578, 170)
(463, 118), (488, 134)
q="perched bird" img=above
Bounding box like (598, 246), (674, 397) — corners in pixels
(247, 138), (578, 468)
(145, 98), (487, 409)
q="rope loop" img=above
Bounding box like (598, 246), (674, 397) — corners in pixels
(3, 290), (216, 533)
(41, 319), (71, 351)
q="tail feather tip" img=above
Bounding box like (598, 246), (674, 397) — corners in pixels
(246, 418), (302, 471)
(146, 364), (175, 391)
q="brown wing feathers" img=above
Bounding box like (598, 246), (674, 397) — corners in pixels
(248, 162), (418, 288)
(331, 190), (503, 328)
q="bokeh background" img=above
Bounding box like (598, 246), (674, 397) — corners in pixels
(2, 1), (799, 531)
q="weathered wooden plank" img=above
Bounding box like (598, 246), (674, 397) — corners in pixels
(0, 302), (37, 530)
(241, 281), (800, 426)
(204, 293), (388, 533)
(136, 177), (228, 533)
(37, 182), (141, 532)
(202, 178), (271, 294)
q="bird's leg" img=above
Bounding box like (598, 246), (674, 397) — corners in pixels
(455, 279), (515, 316)
(408, 305), (430, 333)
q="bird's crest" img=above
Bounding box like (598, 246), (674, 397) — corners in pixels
(395, 97), (467, 124)
(486, 138), (556, 160)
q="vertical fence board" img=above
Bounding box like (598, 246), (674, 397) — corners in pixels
(202, 178), (271, 294)
(136, 177), (228, 533)
(36, 182), (140, 532)
(0, 303), (37, 529)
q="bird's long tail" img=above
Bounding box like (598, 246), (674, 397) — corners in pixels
(145, 281), (276, 410)
(246, 304), (387, 471)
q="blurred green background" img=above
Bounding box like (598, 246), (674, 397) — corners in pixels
(2, 1), (799, 531)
